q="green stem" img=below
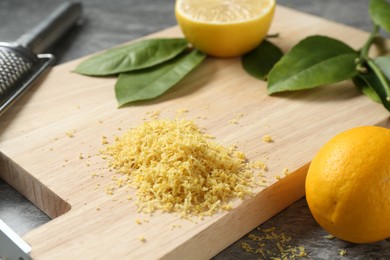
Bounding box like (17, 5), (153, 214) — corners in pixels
(360, 24), (380, 60)
(266, 33), (280, 38)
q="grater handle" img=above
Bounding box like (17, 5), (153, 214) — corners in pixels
(16, 2), (83, 54)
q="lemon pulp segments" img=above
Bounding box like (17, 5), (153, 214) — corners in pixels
(179, 0), (271, 23)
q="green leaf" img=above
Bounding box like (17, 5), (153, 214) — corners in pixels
(268, 36), (359, 95)
(74, 38), (188, 76)
(369, 0), (390, 33)
(358, 60), (390, 112)
(115, 50), (206, 107)
(241, 40), (283, 80)
(353, 75), (381, 103)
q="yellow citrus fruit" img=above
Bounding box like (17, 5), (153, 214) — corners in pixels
(175, 0), (276, 58)
(306, 126), (390, 244)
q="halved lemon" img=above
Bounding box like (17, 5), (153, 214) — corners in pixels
(175, 0), (276, 58)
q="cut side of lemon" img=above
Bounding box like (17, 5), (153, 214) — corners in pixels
(175, 0), (276, 58)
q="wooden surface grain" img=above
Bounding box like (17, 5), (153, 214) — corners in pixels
(1, 0), (390, 259)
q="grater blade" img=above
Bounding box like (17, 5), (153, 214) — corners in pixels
(0, 42), (55, 116)
(0, 47), (33, 94)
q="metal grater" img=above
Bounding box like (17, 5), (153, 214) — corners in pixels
(0, 1), (82, 259)
(0, 1), (82, 116)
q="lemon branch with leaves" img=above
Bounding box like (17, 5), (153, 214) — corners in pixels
(244, 0), (390, 112)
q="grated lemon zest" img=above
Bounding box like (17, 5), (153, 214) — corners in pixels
(101, 119), (254, 217)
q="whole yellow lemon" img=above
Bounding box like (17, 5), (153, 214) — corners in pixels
(306, 126), (390, 243)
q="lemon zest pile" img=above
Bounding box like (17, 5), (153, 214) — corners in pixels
(101, 119), (254, 217)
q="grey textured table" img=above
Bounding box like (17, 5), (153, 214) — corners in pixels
(0, 0), (389, 259)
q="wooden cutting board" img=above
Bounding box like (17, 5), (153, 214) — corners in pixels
(0, 5), (389, 259)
